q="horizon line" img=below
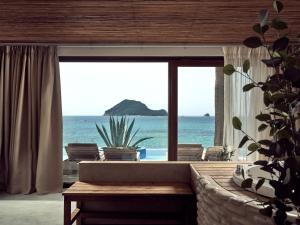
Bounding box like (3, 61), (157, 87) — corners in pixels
(62, 114), (215, 117)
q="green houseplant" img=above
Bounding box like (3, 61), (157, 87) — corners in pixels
(96, 116), (152, 160)
(223, 1), (300, 224)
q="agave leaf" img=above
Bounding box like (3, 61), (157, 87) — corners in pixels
(128, 129), (140, 146)
(96, 123), (112, 147)
(115, 117), (119, 146)
(102, 125), (112, 147)
(113, 117), (118, 145)
(120, 116), (126, 145)
(110, 116), (116, 146)
(132, 137), (153, 148)
(119, 116), (126, 146)
(124, 118), (135, 147)
(116, 118), (120, 145)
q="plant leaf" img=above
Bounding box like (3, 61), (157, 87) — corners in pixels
(270, 92), (285, 102)
(243, 83), (255, 92)
(232, 117), (242, 130)
(131, 137), (153, 148)
(261, 57), (282, 67)
(243, 36), (262, 48)
(110, 116), (116, 146)
(127, 129), (140, 146)
(254, 160), (268, 166)
(238, 135), (249, 148)
(258, 139), (272, 146)
(243, 59), (250, 73)
(273, 0), (284, 13)
(248, 143), (259, 152)
(256, 113), (271, 122)
(259, 206), (273, 217)
(223, 64), (236, 75)
(263, 92), (272, 107)
(273, 37), (289, 52)
(241, 178), (253, 188)
(256, 178), (265, 191)
(258, 124), (268, 132)
(259, 9), (269, 26)
(123, 118), (135, 147)
(271, 17), (288, 30)
(96, 123), (112, 147)
(102, 125), (113, 147)
(253, 23), (269, 34)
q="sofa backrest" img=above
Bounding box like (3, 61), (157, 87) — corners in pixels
(79, 161), (191, 183)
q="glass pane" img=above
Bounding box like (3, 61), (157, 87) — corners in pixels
(178, 67), (216, 161)
(60, 62), (168, 163)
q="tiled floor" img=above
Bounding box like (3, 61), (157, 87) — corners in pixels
(0, 192), (74, 225)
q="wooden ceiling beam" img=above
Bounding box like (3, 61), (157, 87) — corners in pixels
(0, 0), (299, 44)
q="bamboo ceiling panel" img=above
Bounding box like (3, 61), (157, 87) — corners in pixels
(0, 0), (299, 44)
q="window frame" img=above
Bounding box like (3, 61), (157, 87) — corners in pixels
(59, 56), (224, 161)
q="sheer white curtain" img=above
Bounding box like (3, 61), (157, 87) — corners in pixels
(223, 46), (272, 161)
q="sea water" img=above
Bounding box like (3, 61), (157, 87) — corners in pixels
(63, 116), (215, 160)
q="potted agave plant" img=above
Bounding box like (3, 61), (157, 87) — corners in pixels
(96, 116), (153, 160)
(223, 1), (300, 224)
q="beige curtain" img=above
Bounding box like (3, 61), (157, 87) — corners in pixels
(0, 46), (62, 194)
(223, 46), (272, 161)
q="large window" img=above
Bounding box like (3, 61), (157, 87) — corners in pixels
(60, 57), (223, 161)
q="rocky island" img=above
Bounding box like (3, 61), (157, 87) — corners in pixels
(104, 99), (168, 116)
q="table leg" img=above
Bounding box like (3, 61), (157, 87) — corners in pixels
(64, 197), (71, 225)
(76, 201), (82, 225)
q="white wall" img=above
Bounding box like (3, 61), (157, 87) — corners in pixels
(58, 46), (223, 57)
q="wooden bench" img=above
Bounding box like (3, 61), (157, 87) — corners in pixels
(63, 182), (196, 225)
(65, 143), (100, 162)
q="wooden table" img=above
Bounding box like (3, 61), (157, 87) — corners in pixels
(191, 162), (268, 201)
(63, 182), (196, 225)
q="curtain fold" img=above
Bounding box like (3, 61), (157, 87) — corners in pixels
(0, 46), (62, 194)
(223, 46), (272, 161)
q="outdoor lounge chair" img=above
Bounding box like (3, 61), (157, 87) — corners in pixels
(203, 146), (224, 161)
(177, 144), (204, 161)
(65, 143), (100, 162)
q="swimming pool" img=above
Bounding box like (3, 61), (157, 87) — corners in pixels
(140, 148), (167, 161)
(63, 148), (167, 161)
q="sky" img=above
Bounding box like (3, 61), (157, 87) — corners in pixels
(59, 62), (215, 116)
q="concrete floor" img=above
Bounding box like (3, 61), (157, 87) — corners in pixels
(0, 192), (74, 225)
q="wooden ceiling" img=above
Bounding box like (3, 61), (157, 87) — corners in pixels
(0, 0), (299, 44)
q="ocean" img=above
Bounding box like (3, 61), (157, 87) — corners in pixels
(63, 116), (215, 160)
